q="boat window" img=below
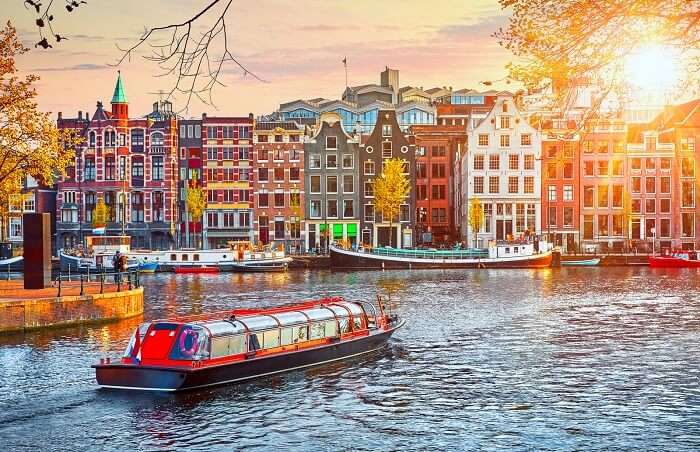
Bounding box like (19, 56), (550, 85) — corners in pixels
(263, 329), (280, 348)
(212, 334), (246, 357)
(122, 322), (151, 358)
(271, 311), (308, 327)
(238, 315), (278, 332)
(204, 320), (246, 337)
(353, 315), (362, 330)
(310, 322), (325, 340)
(194, 254), (200, 261)
(249, 333), (262, 352)
(292, 325), (308, 343)
(339, 318), (351, 334)
(182, 254), (189, 261)
(170, 325), (210, 360)
(325, 320), (338, 337)
(170, 254), (176, 261)
(280, 327), (293, 346)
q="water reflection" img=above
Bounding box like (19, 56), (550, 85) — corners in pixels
(2, 268), (700, 450)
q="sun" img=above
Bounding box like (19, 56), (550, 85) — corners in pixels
(624, 44), (680, 91)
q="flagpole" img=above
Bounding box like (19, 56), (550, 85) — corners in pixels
(343, 56), (348, 88)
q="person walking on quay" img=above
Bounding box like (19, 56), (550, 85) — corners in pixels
(112, 251), (122, 283)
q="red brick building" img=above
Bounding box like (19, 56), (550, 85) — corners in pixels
(252, 121), (305, 251)
(409, 125), (466, 244)
(201, 114), (254, 249)
(540, 123), (581, 253)
(56, 73), (178, 250)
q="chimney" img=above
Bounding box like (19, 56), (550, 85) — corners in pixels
(78, 111), (82, 120)
(86, 112), (90, 121)
(58, 112), (62, 120)
(202, 113), (207, 120)
(249, 112), (254, 120)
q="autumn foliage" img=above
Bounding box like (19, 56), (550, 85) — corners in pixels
(373, 158), (410, 247)
(0, 21), (76, 217)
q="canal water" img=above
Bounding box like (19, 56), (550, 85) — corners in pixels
(1, 268), (700, 451)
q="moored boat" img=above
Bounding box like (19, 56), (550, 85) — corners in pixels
(137, 261), (159, 273)
(330, 239), (553, 270)
(649, 249), (700, 268)
(93, 296), (403, 391)
(60, 235), (137, 272)
(561, 257), (601, 267)
(174, 266), (219, 274)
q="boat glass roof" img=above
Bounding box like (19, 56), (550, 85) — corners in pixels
(303, 307), (336, 321)
(203, 320), (246, 336)
(271, 311), (309, 326)
(326, 304), (351, 317)
(237, 315), (279, 331)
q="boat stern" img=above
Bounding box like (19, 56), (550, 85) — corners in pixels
(93, 362), (189, 391)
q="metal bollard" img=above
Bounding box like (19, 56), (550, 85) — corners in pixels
(80, 274), (84, 296)
(128, 271), (133, 290)
(100, 272), (104, 294)
(57, 276), (62, 297)
(117, 273), (121, 292)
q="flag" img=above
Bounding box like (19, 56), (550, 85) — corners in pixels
(342, 57), (347, 66)
(92, 226), (106, 235)
(146, 117), (155, 128)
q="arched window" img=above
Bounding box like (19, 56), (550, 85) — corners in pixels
(104, 130), (116, 147)
(151, 132), (164, 146)
(88, 131), (96, 147)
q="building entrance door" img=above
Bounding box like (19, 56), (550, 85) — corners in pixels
(496, 220), (504, 240)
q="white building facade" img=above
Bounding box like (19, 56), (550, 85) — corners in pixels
(465, 96), (542, 247)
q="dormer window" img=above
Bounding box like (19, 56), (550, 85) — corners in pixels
(499, 116), (511, 129)
(502, 102), (508, 113)
(645, 136), (656, 152)
(382, 124), (392, 137)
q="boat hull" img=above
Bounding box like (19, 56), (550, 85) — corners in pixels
(561, 258), (600, 267)
(330, 246), (552, 270)
(174, 266), (219, 274)
(649, 256), (700, 268)
(94, 322), (402, 392)
(220, 262), (289, 273)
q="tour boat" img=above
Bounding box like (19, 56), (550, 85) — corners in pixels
(561, 257), (601, 267)
(649, 250), (700, 268)
(59, 235), (138, 271)
(330, 239), (553, 270)
(127, 241), (292, 272)
(93, 296), (404, 391)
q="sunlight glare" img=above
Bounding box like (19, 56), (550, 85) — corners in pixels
(624, 45), (680, 91)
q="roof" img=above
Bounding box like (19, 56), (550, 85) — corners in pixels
(649, 99), (700, 130)
(111, 72), (127, 104)
(254, 121), (303, 131)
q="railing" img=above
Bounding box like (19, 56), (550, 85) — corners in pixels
(362, 247), (489, 260)
(54, 268), (141, 297)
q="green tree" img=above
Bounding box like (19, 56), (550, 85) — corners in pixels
(468, 197), (484, 247)
(186, 184), (206, 249)
(373, 158), (410, 247)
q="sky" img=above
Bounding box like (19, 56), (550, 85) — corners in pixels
(5, 0), (514, 119)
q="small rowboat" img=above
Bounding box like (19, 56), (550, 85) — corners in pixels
(174, 266), (219, 274)
(93, 296), (404, 391)
(561, 258), (600, 267)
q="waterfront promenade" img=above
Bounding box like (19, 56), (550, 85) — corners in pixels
(0, 277), (143, 334)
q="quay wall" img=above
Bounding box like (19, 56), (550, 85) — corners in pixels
(0, 287), (143, 334)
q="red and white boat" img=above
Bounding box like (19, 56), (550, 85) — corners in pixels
(93, 297), (403, 392)
(649, 249), (700, 268)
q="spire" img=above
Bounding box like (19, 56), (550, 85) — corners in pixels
(111, 71), (128, 104)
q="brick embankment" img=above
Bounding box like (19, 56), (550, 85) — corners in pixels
(0, 280), (144, 334)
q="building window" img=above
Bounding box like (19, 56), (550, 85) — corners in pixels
(681, 136), (696, 151)
(584, 186), (594, 208)
(612, 185), (623, 208)
(327, 175), (338, 193)
(489, 176), (499, 194)
(524, 176), (534, 194)
(131, 192), (144, 222)
(583, 215), (594, 239)
(104, 155), (115, 180)
(400, 204), (410, 222)
(563, 185), (573, 201)
(509, 154), (519, 170)
(364, 181), (374, 197)
(222, 147), (234, 160)
(382, 141), (392, 158)
(563, 207), (573, 228)
(682, 157), (695, 177)
(660, 158), (671, 170)
(598, 214), (609, 236)
(631, 176), (641, 193)
(88, 131), (96, 147)
(489, 154), (500, 170)
(474, 154), (484, 170)
(274, 167), (285, 182)
(682, 180), (695, 208)
(343, 200), (354, 218)
(274, 148), (284, 161)
(364, 204), (375, 222)
(584, 161), (594, 176)
(646, 199), (655, 214)
(382, 124), (392, 137)
(151, 132), (164, 146)
(524, 154), (534, 170)
(343, 154), (354, 169)
(326, 154), (337, 169)
(508, 176), (519, 194)
(289, 167), (300, 181)
(660, 198), (671, 213)
(274, 190), (285, 208)
(547, 163), (557, 179)
(310, 176), (321, 193)
(598, 160), (609, 176)
(499, 116), (511, 129)
(432, 185), (446, 200)
(478, 134), (489, 146)
(327, 200), (338, 218)
(597, 142), (608, 153)
(660, 218), (671, 238)
(645, 177), (655, 194)
(597, 185), (608, 208)
(432, 164), (446, 178)
(364, 160), (375, 175)
(611, 159), (623, 176)
(258, 191), (268, 208)
(563, 162), (573, 179)
(326, 136), (338, 150)
(548, 206), (557, 227)
(343, 175), (354, 193)
(631, 158), (642, 170)
(309, 154), (321, 169)
(682, 213), (694, 237)
(152, 156), (164, 181)
(474, 176), (484, 194)
(521, 134), (531, 146)
(84, 156), (96, 181)
(631, 198), (641, 214)
(548, 185), (556, 201)
(646, 157), (656, 171)
(499, 135), (510, 147)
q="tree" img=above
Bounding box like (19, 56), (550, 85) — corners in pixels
(92, 197), (109, 228)
(373, 158), (410, 248)
(186, 183), (206, 249)
(468, 198), (484, 247)
(622, 189), (633, 252)
(0, 21), (76, 230)
(496, 0), (700, 114)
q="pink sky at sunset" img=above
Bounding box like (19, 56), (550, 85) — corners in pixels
(5, 0), (514, 119)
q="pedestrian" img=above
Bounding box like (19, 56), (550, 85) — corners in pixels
(112, 251), (121, 283)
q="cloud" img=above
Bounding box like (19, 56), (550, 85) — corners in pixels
(32, 63), (109, 72)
